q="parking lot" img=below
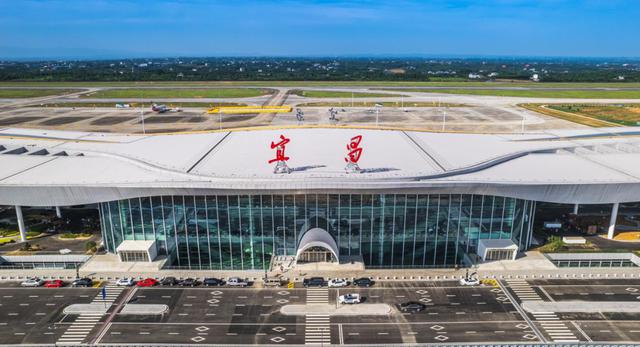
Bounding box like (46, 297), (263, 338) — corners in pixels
(0, 278), (639, 345)
(0, 285), (100, 344)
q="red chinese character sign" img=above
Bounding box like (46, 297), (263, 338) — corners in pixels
(269, 134), (292, 174)
(345, 135), (363, 173)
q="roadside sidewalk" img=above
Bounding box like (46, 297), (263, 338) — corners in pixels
(1, 251), (638, 284)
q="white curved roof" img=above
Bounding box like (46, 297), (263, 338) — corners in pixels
(296, 228), (339, 260)
(2, 126), (640, 205)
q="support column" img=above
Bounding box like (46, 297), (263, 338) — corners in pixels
(55, 206), (62, 218)
(573, 204), (579, 215)
(607, 202), (619, 239)
(15, 206), (26, 242)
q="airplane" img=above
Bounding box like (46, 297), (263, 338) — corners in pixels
(151, 103), (171, 113)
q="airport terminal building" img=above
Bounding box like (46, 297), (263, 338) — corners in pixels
(1, 127), (640, 270)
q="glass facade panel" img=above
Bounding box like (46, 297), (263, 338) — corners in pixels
(100, 193), (533, 270)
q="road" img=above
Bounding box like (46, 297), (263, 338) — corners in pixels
(1, 278), (639, 345)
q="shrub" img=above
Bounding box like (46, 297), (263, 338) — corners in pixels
(85, 241), (97, 253)
(539, 235), (565, 253)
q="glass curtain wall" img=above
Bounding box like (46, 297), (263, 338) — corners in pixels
(100, 194), (533, 270)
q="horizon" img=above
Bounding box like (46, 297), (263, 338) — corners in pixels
(1, 0), (639, 60)
(4, 54), (640, 63)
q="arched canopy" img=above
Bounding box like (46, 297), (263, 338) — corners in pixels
(295, 228), (339, 261)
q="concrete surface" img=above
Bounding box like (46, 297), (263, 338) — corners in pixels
(120, 303), (169, 315)
(280, 303), (392, 316)
(522, 300), (640, 313)
(63, 303), (109, 315)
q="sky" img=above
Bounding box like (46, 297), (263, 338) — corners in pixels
(1, 0), (639, 59)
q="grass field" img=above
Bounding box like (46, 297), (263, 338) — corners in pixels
(546, 103), (640, 126)
(378, 88), (640, 99)
(29, 101), (246, 108)
(0, 88), (81, 98)
(4, 81), (640, 88)
(291, 90), (403, 98)
(80, 88), (272, 99)
(297, 101), (466, 107)
(519, 103), (631, 127)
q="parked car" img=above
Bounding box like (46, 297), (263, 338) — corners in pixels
(399, 301), (426, 313)
(21, 278), (44, 287)
(262, 277), (285, 287)
(338, 293), (361, 304)
(353, 277), (374, 287)
(71, 278), (93, 287)
(161, 277), (179, 286)
(303, 277), (325, 287)
(328, 278), (348, 287)
(116, 278), (135, 286)
(203, 278), (225, 286)
(459, 277), (480, 286)
(179, 278), (199, 287)
(44, 279), (65, 288)
(136, 278), (158, 287)
(226, 277), (249, 287)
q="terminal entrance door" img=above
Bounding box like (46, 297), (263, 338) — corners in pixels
(297, 246), (336, 263)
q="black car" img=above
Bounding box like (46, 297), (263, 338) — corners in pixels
(161, 277), (179, 286)
(203, 277), (224, 286)
(179, 278), (199, 287)
(71, 278), (93, 287)
(353, 277), (374, 287)
(399, 301), (426, 312)
(303, 277), (325, 287)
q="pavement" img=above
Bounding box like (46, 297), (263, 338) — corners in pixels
(1, 278), (639, 345)
(0, 85), (622, 135)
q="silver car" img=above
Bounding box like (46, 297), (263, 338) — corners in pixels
(20, 278), (44, 287)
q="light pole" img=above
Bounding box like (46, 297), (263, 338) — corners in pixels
(442, 109), (446, 132)
(140, 107), (146, 135)
(140, 92), (145, 134)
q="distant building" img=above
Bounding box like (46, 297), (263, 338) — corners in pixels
(468, 73), (482, 79)
(530, 73), (540, 82)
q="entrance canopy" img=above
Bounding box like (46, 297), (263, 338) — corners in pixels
(295, 228), (339, 262)
(116, 240), (157, 262)
(478, 239), (518, 261)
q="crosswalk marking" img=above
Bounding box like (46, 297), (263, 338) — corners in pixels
(305, 288), (330, 344)
(505, 279), (580, 343)
(55, 284), (125, 345)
